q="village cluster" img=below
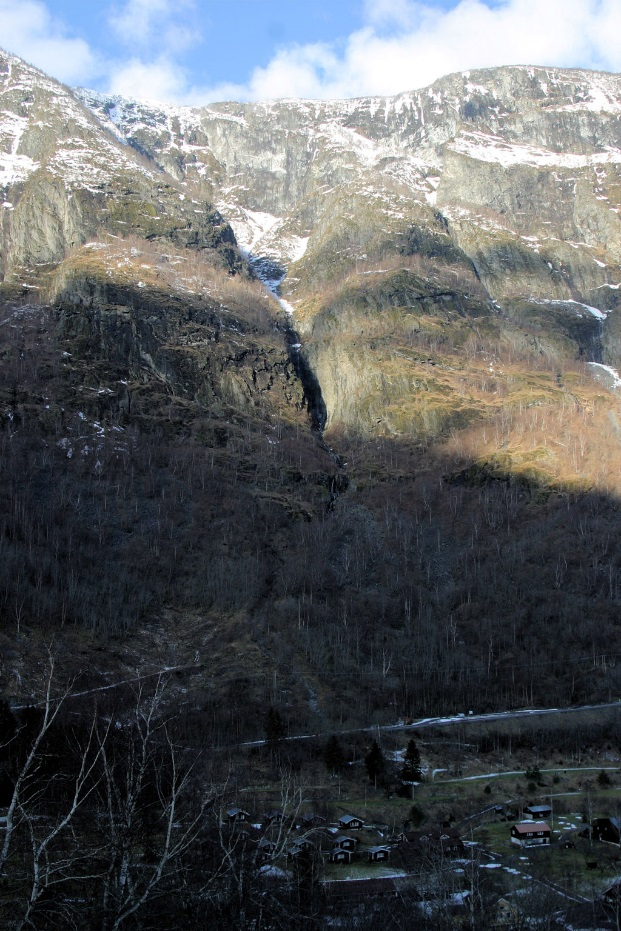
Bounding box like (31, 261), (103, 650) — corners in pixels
(221, 795), (621, 926)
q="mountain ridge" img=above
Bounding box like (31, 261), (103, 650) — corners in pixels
(2, 50), (621, 725)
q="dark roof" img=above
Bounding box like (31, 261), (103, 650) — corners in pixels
(301, 812), (325, 825)
(257, 837), (276, 849)
(512, 821), (550, 834)
(329, 848), (352, 860)
(601, 817), (621, 830)
(406, 826), (463, 844)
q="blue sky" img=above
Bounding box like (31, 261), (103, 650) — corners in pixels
(1, 0), (620, 103)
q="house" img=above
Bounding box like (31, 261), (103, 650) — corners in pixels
(334, 835), (356, 851)
(368, 845), (390, 863)
(328, 847), (353, 864)
(523, 804), (552, 821)
(226, 807), (251, 823)
(603, 880), (621, 902)
(592, 817), (621, 844)
(338, 814), (364, 830)
(293, 836), (314, 852)
(264, 809), (284, 825)
(510, 822), (551, 847)
(405, 826), (465, 856)
(256, 837), (277, 863)
(298, 812), (325, 829)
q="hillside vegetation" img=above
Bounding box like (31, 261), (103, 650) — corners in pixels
(0, 51), (621, 737)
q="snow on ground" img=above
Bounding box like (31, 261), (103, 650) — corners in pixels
(555, 82), (621, 115)
(289, 235), (310, 263)
(449, 130), (621, 170)
(276, 297), (296, 317)
(239, 209), (282, 251)
(0, 151), (38, 187)
(529, 298), (610, 319)
(588, 362), (621, 388)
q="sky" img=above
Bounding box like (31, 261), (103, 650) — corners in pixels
(1, 0), (620, 104)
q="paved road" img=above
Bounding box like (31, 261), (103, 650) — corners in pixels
(234, 700), (621, 749)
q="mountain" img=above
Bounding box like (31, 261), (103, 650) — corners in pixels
(2, 49), (621, 727)
(75, 65), (621, 439)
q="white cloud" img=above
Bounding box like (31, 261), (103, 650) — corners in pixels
(108, 0), (198, 53)
(107, 57), (192, 103)
(0, 0), (99, 84)
(200, 0), (621, 103)
(102, 0), (202, 102)
(363, 0), (420, 29)
(2, 0), (621, 106)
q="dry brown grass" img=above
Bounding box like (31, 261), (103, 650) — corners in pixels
(443, 372), (621, 494)
(295, 251), (488, 326)
(51, 232), (278, 330)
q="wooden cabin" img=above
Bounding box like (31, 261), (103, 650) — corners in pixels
(510, 822), (551, 847)
(368, 846), (390, 863)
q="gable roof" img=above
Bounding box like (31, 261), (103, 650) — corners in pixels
(512, 821), (550, 834)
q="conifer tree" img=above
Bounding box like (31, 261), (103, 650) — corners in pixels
(401, 738), (422, 783)
(365, 740), (385, 786)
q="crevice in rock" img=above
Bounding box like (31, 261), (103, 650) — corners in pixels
(282, 323), (327, 434)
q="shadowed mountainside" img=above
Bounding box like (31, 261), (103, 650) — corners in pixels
(0, 52), (621, 738)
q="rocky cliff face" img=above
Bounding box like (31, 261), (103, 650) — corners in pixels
(0, 52), (241, 289)
(2, 51), (621, 449)
(72, 65), (621, 440)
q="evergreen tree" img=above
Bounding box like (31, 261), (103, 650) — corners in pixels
(401, 738), (422, 783)
(408, 803), (425, 828)
(364, 740), (385, 786)
(264, 706), (285, 743)
(323, 735), (345, 774)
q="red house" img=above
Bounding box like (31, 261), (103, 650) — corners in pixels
(511, 822), (551, 847)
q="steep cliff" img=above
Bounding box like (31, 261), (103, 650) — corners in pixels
(73, 65), (621, 440)
(0, 51), (242, 289)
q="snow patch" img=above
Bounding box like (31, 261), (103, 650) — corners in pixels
(529, 298), (609, 319)
(449, 130), (621, 170)
(588, 362), (621, 388)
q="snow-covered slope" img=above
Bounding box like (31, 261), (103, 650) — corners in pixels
(74, 65), (621, 311)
